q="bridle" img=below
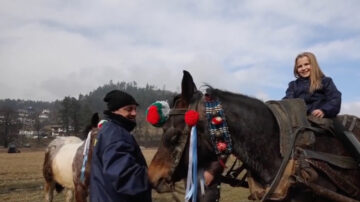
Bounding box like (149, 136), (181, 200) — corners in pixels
(166, 92), (203, 177)
(163, 91), (246, 201)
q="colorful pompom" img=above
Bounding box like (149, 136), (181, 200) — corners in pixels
(216, 141), (227, 152)
(184, 110), (199, 127)
(146, 101), (170, 127)
(146, 105), (160, 125)
(97, 120), (107, 129)
(211, 116), (223, 125)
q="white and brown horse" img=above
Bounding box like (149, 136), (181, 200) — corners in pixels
(43, 113), (99, 202)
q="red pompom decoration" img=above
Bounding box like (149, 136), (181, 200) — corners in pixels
(146, 105), (160, 125)
(211, 116), (223, 125)
(184, 110), (199, 127)
(217, 142), (227, 152)
(97, 120), (107, 129)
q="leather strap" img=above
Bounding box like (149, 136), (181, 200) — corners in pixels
(349, 116), (357, 132)
(299, 148), (358, 169)
(261, 126), (326, 201)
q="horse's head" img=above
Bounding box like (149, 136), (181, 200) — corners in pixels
(148, 71), (216, 192)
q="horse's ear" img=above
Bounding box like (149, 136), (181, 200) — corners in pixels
(91, 113), (100, 128)
(181, 70), (197, 103)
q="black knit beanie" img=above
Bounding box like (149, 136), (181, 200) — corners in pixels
(104, 90), (139, 111)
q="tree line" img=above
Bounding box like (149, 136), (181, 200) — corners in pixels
(0, 81), (177, 148)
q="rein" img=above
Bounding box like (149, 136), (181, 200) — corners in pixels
(166, 98), (201, 177)
(167, 95), (306, 201)
(260, 125), (328, 201)
(167, 93), (236, 201)
(260, 126), (305, 201)
(167, 93), (233, 173)
(167, 95), (202, 202)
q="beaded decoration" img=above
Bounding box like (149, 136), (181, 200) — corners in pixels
(205, 97), (232, 159)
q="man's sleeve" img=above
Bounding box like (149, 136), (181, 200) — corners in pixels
(101, 139), (150, 195)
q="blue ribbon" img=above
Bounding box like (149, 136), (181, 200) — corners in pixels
(185, 126), (198, 202)
(80, 154), (88, 182)
(80, 131), (92, 183)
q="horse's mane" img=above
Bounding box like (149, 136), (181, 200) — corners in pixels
(82, 113), (99, 139)
(204, 86), (280, 181)
(204, 85), (267, 109)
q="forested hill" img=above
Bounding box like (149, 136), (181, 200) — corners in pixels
(0, 81), (177, 146)
(80, 81), (176, 115)
(0, 81), (177, 115)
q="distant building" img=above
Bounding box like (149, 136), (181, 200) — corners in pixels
(39, 109), (50, 121)
(0, 115), (4, 124)
(18, 129), (36, 137)
(50, 125), (66, 136)
(17, 108), (34, 126)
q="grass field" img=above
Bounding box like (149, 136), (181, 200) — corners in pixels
(0, 148), (250, 202)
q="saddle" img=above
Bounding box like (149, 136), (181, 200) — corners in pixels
(244, 99), (360, 201)
(266, 98), (316, 156)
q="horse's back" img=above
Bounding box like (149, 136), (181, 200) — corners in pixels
(51, 136), (82, 145)
(50, 137), (83, 189)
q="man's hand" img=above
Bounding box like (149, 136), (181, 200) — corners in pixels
(311, 109), (324, 118)
(204, 170), (214, 186)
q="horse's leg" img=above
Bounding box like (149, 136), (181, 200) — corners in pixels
(44, 181), (55, 202)
(74, 183), (81, 202)
(65, 188), (74, 202)
(74, 183), (88, 202)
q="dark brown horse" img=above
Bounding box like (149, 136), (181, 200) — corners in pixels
(148, 71), (360, 202)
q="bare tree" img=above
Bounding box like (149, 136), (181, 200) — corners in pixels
(34, 112), (41, 142)
(0, 107), (18, 148)
(59, 96), (80, 136)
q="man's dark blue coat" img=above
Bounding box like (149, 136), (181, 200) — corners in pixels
(284, 76), (341, 118)
(90, 117), (152, 202)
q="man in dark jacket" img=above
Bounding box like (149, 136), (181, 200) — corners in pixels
(90, 90), (152, 202)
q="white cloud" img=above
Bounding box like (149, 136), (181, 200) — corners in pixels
(0, 0), (359, 102)
(341, 101), (360, 117)
(254, 91), (270, 101)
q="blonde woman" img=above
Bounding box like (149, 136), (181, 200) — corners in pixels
(284, 52), (341, 118)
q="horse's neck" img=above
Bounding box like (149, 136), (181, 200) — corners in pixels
(87, 129), (99, 161)
(224, 97), (282, 184)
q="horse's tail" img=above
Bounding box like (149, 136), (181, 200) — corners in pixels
(43, 149), (53, 183)
(43, 138), (68, 193)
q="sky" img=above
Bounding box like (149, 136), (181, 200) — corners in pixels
(1, 0), (360, 116)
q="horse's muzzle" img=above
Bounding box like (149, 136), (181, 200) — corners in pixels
(152, 177), (175, 193)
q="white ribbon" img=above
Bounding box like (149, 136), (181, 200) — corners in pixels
(185, 126), (198, 202)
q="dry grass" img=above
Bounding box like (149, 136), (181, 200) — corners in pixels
(0, 148), (250, 202)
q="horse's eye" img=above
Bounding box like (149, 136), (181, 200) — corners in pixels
(163, 128), (181, 147)
(197, 120), (205, 132)
(170, 135), (179, 144)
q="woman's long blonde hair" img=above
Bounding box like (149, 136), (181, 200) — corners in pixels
(293, 52), (325, 93)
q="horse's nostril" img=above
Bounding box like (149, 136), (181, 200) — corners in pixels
(153, 178), (174, 193)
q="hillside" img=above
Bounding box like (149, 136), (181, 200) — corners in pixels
(0, 81), (177, 148)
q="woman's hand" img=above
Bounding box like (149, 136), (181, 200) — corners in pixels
(311, 109), (324, 118)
